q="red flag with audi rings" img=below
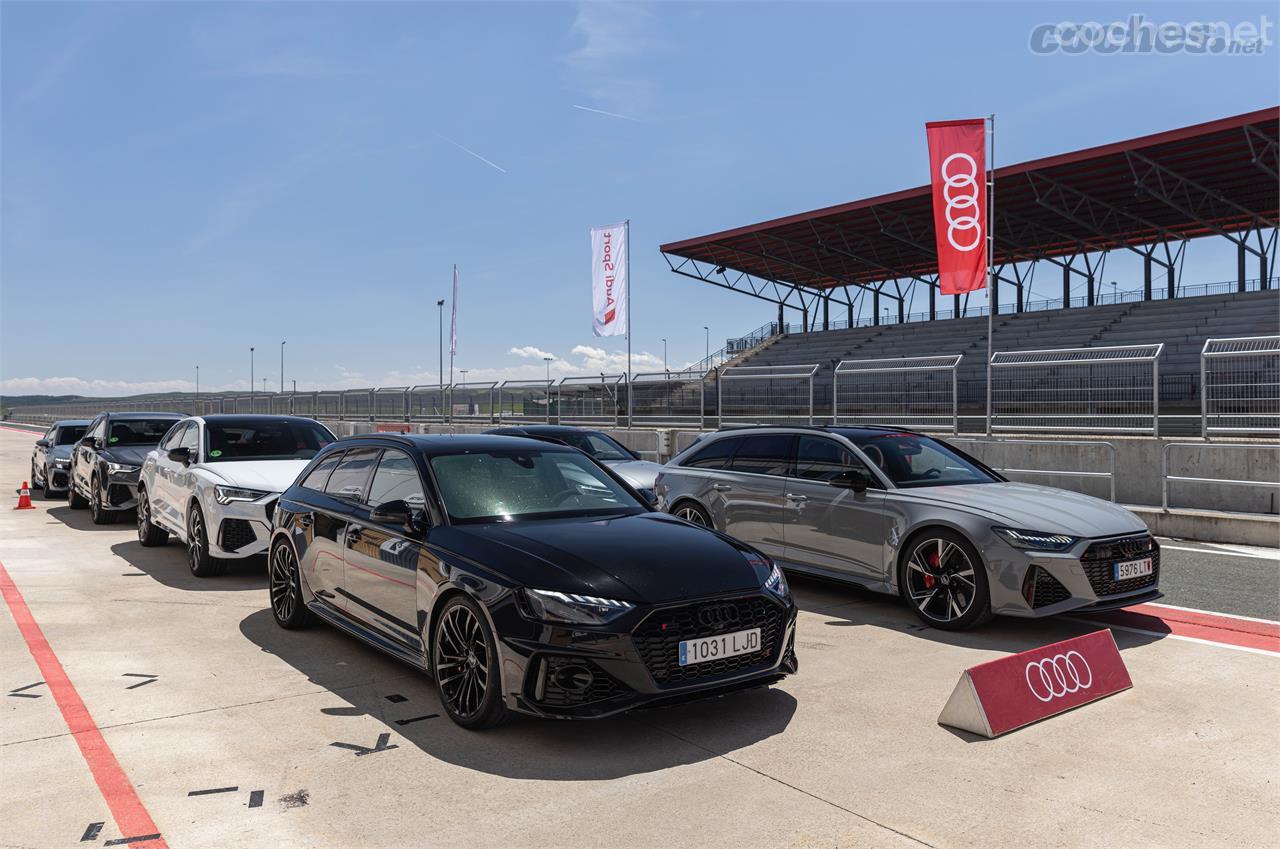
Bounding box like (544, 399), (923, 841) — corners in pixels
(926, 119), (988, 295)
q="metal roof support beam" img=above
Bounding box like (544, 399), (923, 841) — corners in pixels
(1244, 124), (1279, 181)
(1027, 171), (1185, 260)
(710, 236), (863, 292)
(803, 219), (936, 289)
(662, 253), (813, 313)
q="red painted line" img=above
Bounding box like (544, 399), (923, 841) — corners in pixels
(1078, 602), (1280, 653)
(0, 558), (167, 848)
(0, 425), (42, 435)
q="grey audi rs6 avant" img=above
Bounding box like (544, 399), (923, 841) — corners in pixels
(656, 426), (1161, 631)
(269, 434), (798, 728)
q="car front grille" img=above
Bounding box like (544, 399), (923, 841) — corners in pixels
(1081, 534), (1160, 597)
(536, 657), (628, 709)
(632, 595), (785, 686)
(219, 519), (257, 552)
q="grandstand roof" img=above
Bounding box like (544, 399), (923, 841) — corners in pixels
(661, 108), (1279, 294)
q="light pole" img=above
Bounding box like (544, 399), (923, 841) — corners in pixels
(250, 347), (255, 397)
(262, 378), (268, 395)
(543, 356), (553, 383)
(280, 341), (286, 393)
(1109, 281), (1118, 303)
(703, 326), (709, 365)
(661, 338), (667, 372)
(437, 299), (446, 418)
(195, 365), (200, 402)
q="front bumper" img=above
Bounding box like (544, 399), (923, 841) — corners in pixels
(987, 532), (1162, 618)
(208, 495), (279, 559)
(492, 591), (799, 720)
(45, 463), (72, 491)
(103, 470), (142, 511)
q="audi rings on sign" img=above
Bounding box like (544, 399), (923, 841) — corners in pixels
(1025, 651), (1093, 702)
(940, 152), (982, 252)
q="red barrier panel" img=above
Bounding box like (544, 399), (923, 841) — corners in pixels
(376, 424), (412, 433)
(938, 629), (1131, 738)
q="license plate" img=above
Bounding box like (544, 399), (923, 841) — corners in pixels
(679, 628), (761, 666)
(1115, 557), (1154, 580)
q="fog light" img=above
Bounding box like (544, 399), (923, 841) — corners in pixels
(551, 665), (594, 693)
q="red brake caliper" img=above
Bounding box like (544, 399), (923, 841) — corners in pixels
(923, 549), (940, 588)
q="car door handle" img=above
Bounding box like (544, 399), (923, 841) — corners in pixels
(712, 483), (732, 491)
(786, 493), (808, 501)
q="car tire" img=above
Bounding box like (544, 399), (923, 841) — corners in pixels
(187, 503), (226, 577)
(90, 476), (117, 525)
(269, 539), (315, 629)
(67, 475), (88, 509)
(432, 594), (510, 730)
(31, 461), (42, 490)
(671, 500), (713, 528)
(899, 528), (994, 631)
(41, 466), (58, 499)
(136, 487), (169, 547)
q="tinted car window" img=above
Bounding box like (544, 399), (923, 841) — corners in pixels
(89, 417), (107, 440)
(300, 451), (344, 491)
(160, 424), (187, 451)
(55, 425), (87, 445)
(367, 450), (426, 509)
(555, 431), (634, 461)
(177, 422), (200, 452)
(205, 419), (333, 462)
(727, 434), (793, 476)
(852, 433), (996, 488)
(108, 419), (176, 446)
(682, 437), (736, 470)
(324, 448), (380, 501)
(794, 436), (873, 482)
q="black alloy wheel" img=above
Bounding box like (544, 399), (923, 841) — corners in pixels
(901, 529), (993, 631)
(432, 595), (509, 729)
(31, 461), (42, 490)
(41, 465), (58, 499)
(187, 504), (226, 577)
(90, 476), (116, 525)
(136, 487), (169, 547)
(67, 473), (87, 509)
(269, 540), (314, 629)
(673, 501), (712, 527)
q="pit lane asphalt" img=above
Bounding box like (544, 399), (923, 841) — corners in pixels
(1154, 540), (1279, 620)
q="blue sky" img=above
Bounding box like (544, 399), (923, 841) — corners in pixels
(2, 1), (1276, 396)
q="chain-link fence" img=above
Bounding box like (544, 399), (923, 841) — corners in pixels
(497, 380), (553, 423)
(630, 369), (711, 427)
(1201, 335), (1280, 437)
(990, 344), (1164, 435)
(408, 384), (449, 421)
(557, 374), (625, 425)
(449, 382), (498, 422)
(719, 364), (819, 425)
(833, 355), (961, 433)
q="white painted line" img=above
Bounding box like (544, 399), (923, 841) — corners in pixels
(1202, 541), (1280, 559)
(1146, 602), (1280, 625)
(1159, 543), (1280, 561)
(1066, 617), (1280, 658)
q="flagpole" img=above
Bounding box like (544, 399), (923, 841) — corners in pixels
(449, 264), (457, 423)
(985, 113), (995, 436)
(625, 219), (633, 427)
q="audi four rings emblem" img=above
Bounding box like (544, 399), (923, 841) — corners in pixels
(1025, 651), (1093, 702)
(698, 603), (740, 628)
(940, 152), (982, 252)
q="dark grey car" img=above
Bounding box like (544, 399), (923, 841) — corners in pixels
(655, 426), (1161, 631)
(67, 412), (183, 524)
(31, 419), (90, 496)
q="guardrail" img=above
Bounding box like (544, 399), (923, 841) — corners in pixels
(834, 354), (961, 434)
(719, 363), (819, 425)
(950, 437), (1117, 502)
(1160, 442), (1280, 510)
(1201, 335), (1280, 438)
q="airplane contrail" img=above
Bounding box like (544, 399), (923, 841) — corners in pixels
(571, 104), (639, 122)
(435, 133), (507, 173)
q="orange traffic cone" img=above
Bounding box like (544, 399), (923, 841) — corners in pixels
(14, 481), (33, 510)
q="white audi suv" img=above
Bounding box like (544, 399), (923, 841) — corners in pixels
(136, 415), (335, 576)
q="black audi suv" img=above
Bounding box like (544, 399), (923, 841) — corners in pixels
(68, 411), (184, 524)
(269, 433), (798, 729)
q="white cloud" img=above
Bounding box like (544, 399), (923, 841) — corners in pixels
(564, 2), (660, 119)
(509, 346), (556, 360)
(2, 376), (197, 397)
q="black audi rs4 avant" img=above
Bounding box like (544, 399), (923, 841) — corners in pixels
(269, 434), (798, 728)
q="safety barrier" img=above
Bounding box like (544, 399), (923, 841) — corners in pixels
(408, 384), (449, 421)
(990, 344), (1164, 435)
(1161, 442), (1280, 510)
(1201, 335), (1280, 437)
(834, 355), (961, 434)
(949, 437), (1117, 502)
(449, 381), (499, 423)
(557, 374), (625, 426)
(630, 369), (710, 428)
(497, 379), (554, 423)
(719, 364), (818, 425)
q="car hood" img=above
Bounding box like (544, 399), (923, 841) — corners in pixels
(199, 459), (310, 493)
(100, 445), (156, 467)
(433, 512), (764, 604)
(897, 481), (1148, 537)
(48, 445), (75, 462)
(602, 458), (664, 489)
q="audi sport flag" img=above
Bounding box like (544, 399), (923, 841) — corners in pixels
(926, 119), (988, 296)
(591, 222), (628, 337)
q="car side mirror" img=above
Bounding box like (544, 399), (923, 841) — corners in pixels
(79, 436), (96, 448)
(830, 468), (874, 493)
(370, 499), (414, 528)
(35, 439), (50, 448)
(639, 488), (659, 506)
(167, 447), (192, 464)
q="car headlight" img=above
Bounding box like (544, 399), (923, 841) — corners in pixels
(993, 527), (1079, 551)
(106, 462), (140, 475)
(521, 588), (635, 625)
(214, 485), (270, 505)
(763, 562), (790, 599)
(54, 459), (70, 469)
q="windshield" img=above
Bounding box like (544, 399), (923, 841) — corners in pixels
(429, 449), (644, 523)
(850, 433), (997, 488)
(108, 419), (178, 446)
(204, 420), (334, 462)
(55, 426), (87, 445)
(555, 431), (636, 462)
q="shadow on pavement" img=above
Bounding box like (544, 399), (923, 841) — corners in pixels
(110, 541), (266, 592)
(238, 607), (797, 780)
(44, 504), (134, 531)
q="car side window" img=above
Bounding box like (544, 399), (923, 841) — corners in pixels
(794, 436), (873, 482)
(177, 422), (200, 453)
(301, 451), (344, 491)
(727, 434), (794, 477)
(366, 450), (427, 510)
(160, 424), (185, 451)
(44, 426), (56, 442)
(89, 417), (107, 441)
(324, 448), (380, 502)
(683, 437), (737, 470)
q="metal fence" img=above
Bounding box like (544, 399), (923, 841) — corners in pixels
(719, 364), (819, 425)
(630, 369), (710, 427)
(950, 437), (1117, 502)
(557, 374), (625, 425)
(449, 382), (499, 422)
(408, 384), (449, 420)
(497, 380), (554, 423)
(833, 355), (961, 433)
(1201, 335), (1280, 437)
(1161, 442), (1280, 511)
(990, 344), (1164, 435)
